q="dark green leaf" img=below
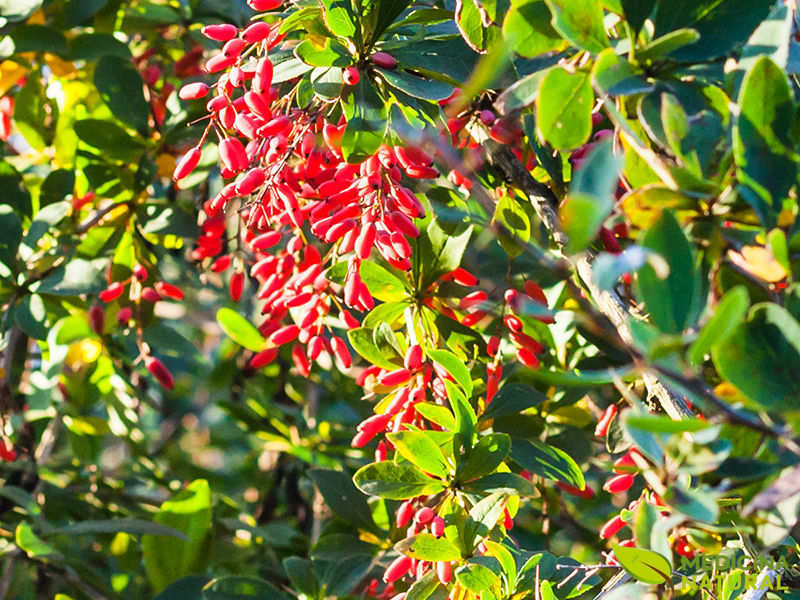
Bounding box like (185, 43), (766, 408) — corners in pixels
(417, 220), (473, 289)
(635, 210), (697, 333)
(49, 519), (188, 539)
(94, 55), (150, 134)
(154, 576), (214, 600)
(621, 0), (653, 36)
(482, 383), (546, 420)
(13, 74), (48, 150)
(202, 576), (288, 600)
(457, 433), (510, 482)
(283, 557), (319, 598)
(502, 0), (562, 58)
(511, 438), (584, 488)
(466, 472), (537, 496)
(687, 286), (749, 365)
(74, 119), (146, 162)
(635, 28), (700, 62)
(341, 78), (386, 163)
(380, 69), (454, 101)
(353, 462), (445, 499)
(35, 258), (107, 296)
(9, 24), (67, 55)
(310, 469), (381, 533)
(0, 204), (21, 271)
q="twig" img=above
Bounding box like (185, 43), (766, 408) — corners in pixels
(75, 201), (132, 235)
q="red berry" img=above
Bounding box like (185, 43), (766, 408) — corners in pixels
(383, 555), (412, 583)
(436, 561), (452, 585)
(603, 473), (635, 494)
(201, 24), (238, 41)
(154, 281), (184, 301)
(370, 52), (398, 69)
(343, 66), (360, 86)
(99, 282), (124, 303)
(249, 347), (279, 369)
(178, 82), (210, 100)
(173, 146), (203, 181)
(133, 264), (148, 282)
(595, 404), (619, 438)
(145, 356), (174, 390)
(600, 514), (625, 539)
(248, 0), (283, 10)
(89, 305), (104, 335)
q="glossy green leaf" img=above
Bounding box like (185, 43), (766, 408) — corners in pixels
(687, 286), (749, 365)
(493, 195), (530, 258)
(482, 383), (546, 420)
(464, 492), (507, 548)
(395, 533), (462, 561)
(0, 205), (21, 271)
(415, 403), (456, 430)
(543, 0), (609, 54)
(405, 571), (441, 600)
(348, 327), (399, 369)
(341, 78), (386, 163)
(143, 479), (213, 593)
(13, 74), (48, 150)
(635, 210), (697, 333)
(712, 303), (800, 411)
(621, 0), (654, 36)
(321, 0), (357, 37)
(502, 0), (562, 58)
(50, 519), (188, 539)
(283, 558), (319, 598)
(353, 462), (445, 499)
(416, 220), (473, 290)
(309, 469), (381, 534)
(202, 576), (288, 600)
(380, 69), (455, 101)
(16, 522), (58, 558)
(428, 349), (473, 396)
(733, 56), (797, 224)
(592, 48), (651, 96)
(295, 38), (351, 67)
(94, 55), (150, 134)
(466, 472), (537, 496)
(455, 562), (500, 593)
(537, 67), (593, 151)
(511, 439), (584, 488)
(612, 544), (671, 584)
(457, 433), (511, 482)
(388, 430), (450, 478)
(216, 308), (266, 352)
(636, 28), (700, 62)
(35, 258), (107, 296)
(360, 261), (409, 301)
(626, 414), (711, 433)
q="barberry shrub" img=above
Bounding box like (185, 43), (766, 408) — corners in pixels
(0, 0), (799, 598)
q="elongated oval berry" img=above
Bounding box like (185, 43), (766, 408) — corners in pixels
(145, 356), (174, 390)
(436, 561), (451, 585)
(383, 555), (412, 583)
(133, 264), (148, 282)
(330, 336), (351, 368)
(242, 21), (271, 42)
(248, 0), (283, 10)
(141, 287), (162, 302)
(154, 281), (184, 301)
(89, 305), (104, 335)
(222, 38), (246, 57)
(375, 439), (388, 462)
(253, 57), (274, 93)
(404, 344), (423, 371)
(595, 404), (619, 438)
(204, 53), (236, 73)
(343, 66), (360, 86)
(117, 306), (133, 325)
(230, 271), (244, 302)
(599, 514), (625, 539)
(202, 24), (238, 41)
(415, 506), (434, 524)
(430, 516), (445, 537)
(516, 347), (540, 369)
(396, 500), (415, 528)
(603, 473), (635, 494)
(379, 368), (413, 387)
(251, 230), (282, 250)
(556, 481), (595, 499)
(249, 347), (279, 369)
(504, 314), (523, 333)
(99, 282), (124, 302)
(219, 137), (249, 172)
(370, 51), (398, 69)
(173, 146), (203, 181)
(269, 324), (300, 345)
(179, 82), (210, 100)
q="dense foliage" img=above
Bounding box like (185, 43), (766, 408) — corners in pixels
(2, 0), (800, 598)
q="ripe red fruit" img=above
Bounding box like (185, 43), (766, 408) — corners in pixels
(600, 514), (625, 539)
(230, 271), (244, 302)
(117, 307), (133, 325)
(330, 336), (351, 368)
(504, 315), (523, 333)
(0, 440), (17, 462)
(141, 287), (162, 302)
(431, 516), (445, 537)
(370, 52), (398, 69)
(595, 404), (619, 437)
(383, 555), (412, 583)
(178, 82), (210, 100)
(154, 281), (184, 301)
(516, 347), (540, 369)
(248, 0), (283, 10)
(343, 66), (360, 86)
(173, 146), (203, 181)
(99, 282), (124, 302)
(251, 230), (282, 250)
(269, 324), (300, 345)
(89, 305), (104, 335)
(145, 356), (175, 390)
(133, 264), (148, 282)
(415, 506), (434, 524)
(242, 21), (271, 42)
(201, 24), (238, 41)
(603, 473), (635, 494)
(219, 137), (249, 172)
(249, 347), (279, 369)
(556, 481), (595, 499)
(404, 345), (423, 370)
(379, 369), (413, 387)
(436, 561), (452, 585)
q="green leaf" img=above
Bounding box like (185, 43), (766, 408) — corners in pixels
(527, 365), (635, 386)
(49, 519), (189, 539)
(428, 349), (473, 397)
(396, 534), (462, 561)
(464, 492), (507, 547)
(143, 479), (213, 593)
(69, 32), (131, 60)
(360, 261), (409, 301)
(341, 78), (386, 163)
(35, 258), (107, 296)
(9, 24), (67, 55)
(74, 119), (146, 162)
(320, 0), (357, 37)
(493, 195), (530, 258)
(283, 557), (319, 598)
(353, 462), (445, 500)
(612, 545), (671, 584)
(621, 0), (653, 36)
(466, 472), (537, 496)
(202, 576), (288, 600)
(502, 0), (562, 59)
(482, 383), (546, 420)
(734, 4), (793, 96)
(537, 67), (593, 151)
(380, 69), (455, 101)
(687, 286), (749, 365)
(455, 562), (500, 593)
(416, 220), (473, 289)
(634, 210), (696, 333)
(592, 48), (651, 96)
(94, 55), (150, 134)
(447, 381), (477, 446)
(733, 56), (797, 225)
(155, 576), (214, 600)
(653, 0), (771, 61)
(635, 28), (700, 62)
(0, 205), (21, 272)
(16, 522), (58, 558)
(543, 0), (609, 54)
(216, 308), (266, 352)
(348, 327), (399, 369)
(625, 414), (711, 433)
(561, 139), (621, 253)
(295, 38), (352, 67)
(309, 469), (381, 534)
(388, 430), (450, 478)
(405, 571), (442, 600)
(660, 93), (702, 176)
(494, 69), (549, 115)
(712, 303), (800, 411)
(457, 433), (510, 482)
(415, 404), (456, 431)
(387, 38), (479, 86)
(310, 66), (344, 100)
(13, 74), (48, 150)
(510, 439), (584, 488)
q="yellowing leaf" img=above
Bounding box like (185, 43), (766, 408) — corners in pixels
(66, 339), (102, 368)
(156, 153), (176, 178)
(45, 53), (76, 78)
(0, 60), (29, 96)
(727, 245), (787, 282)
